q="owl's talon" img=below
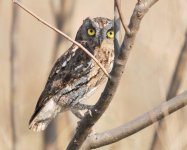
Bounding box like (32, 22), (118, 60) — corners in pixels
(72, 103), (94, 111)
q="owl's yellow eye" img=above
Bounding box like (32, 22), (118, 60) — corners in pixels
(87, 28), (96, 36)
(107, 30), (114, 38)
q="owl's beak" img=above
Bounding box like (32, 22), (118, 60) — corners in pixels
(97, 36), (103, 47)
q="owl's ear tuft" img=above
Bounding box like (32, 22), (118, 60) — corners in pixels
(84, 17), (93, 23)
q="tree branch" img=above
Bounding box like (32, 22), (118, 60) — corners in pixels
(66, 0), (159, 149)
(84, 90), (187, 149)
(12, 0), (110, 78)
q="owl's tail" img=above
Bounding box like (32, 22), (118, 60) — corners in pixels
(29, 100), (61, 132)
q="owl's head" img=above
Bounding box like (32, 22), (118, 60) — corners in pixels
(75, 17), (114, 50)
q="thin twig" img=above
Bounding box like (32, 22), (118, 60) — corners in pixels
(84, 90), (187, 149)
(115, 0), (131, 35)
(66, 0), (159, 149)
(150, 30), (187, 150)
(12, 0), (110, 78)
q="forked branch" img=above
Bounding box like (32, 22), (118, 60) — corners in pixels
(12, 0), (186, 150)
(67, 0), (159, 149)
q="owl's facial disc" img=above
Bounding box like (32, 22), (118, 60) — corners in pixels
(86, 27), (114, 48)
(75, 17), (114, 49)
(91, 18), (114, 47)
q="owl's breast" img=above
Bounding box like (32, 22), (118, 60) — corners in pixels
(94, 40), (114, 73)
(38, 42), (114, 108)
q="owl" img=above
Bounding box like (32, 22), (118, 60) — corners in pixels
(29, 17), (114, 132)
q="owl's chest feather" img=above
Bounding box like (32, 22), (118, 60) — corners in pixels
(44, 43), (114, 106)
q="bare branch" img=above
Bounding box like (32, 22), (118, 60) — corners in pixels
(12, 0), (110, 78)
(84, 90), (187, 149)
(66, 0), (159, 149)
(115, 0), (130, 35)
(150, 30), (187, 149)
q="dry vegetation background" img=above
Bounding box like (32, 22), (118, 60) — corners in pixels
(1, 0), (187, 150)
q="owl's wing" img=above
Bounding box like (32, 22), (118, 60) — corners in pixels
(33, 45), (78, 110)
(29, 45), (78, 130)
(29, 44), (92, 125)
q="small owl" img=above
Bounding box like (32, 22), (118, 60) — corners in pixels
(29, 17), (114, 132)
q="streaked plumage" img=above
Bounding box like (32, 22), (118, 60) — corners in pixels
(29, 17), (114, 132)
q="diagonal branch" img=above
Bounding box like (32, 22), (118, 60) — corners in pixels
(66, 0), (159, 149)
(84, 90), (187, 149)
(12, 0), (110, 78)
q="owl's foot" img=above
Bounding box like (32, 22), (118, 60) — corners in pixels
(71, 103), (94, 119)
(72, 103), (93, 110)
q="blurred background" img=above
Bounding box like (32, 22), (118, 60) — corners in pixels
(1, 0), (187, 149)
